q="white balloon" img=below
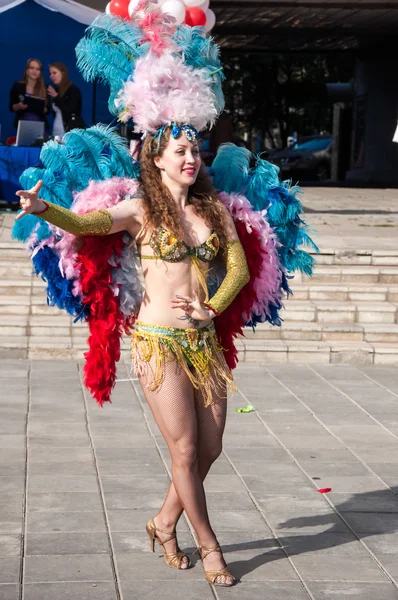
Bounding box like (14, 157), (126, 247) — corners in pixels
(205, 8), (216, 31)
(128, 0), (140, 17)
(182, 0), (204, 6)
(161, 0), (186, 24)
(105, 2), (112, 14)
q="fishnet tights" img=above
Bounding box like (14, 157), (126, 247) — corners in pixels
(139, 358), (231, 583)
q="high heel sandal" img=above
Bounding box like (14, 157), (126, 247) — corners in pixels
(193, 544), (235, 587)
(146, 518), (191, 570)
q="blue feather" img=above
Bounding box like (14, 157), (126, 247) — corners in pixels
(174, 25), (225, 114)
(247, 301), (284, 328)
(266, 185), (318, 274)
(75, 14), (148, 115)
(12, 125), (137, 246)
(12, 214), (51, 244)
(32, 246), (87, 320)
(210, 143), (251, 194)
(245, 155), (280, 211)
(64, 124), (138, 182)
(12, 167), (73, 243)
(210, 144), (318, 277)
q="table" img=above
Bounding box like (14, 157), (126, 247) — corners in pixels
(0, 146), (41, 203)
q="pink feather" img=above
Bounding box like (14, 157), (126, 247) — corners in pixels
(50, 178), (139, 295)
(219, 192), (283, 320)
(118, 53), (218, 133)
(129, 1), (176, 56)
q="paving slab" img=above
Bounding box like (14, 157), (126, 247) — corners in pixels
(23, 582), (118, 600)
(0, 557), (21, 583)
(0, 360), (398, 597)
(216, 581), (312, 599)
(307, 582), (398, 600)
(119, 580), (214, 600)
(24, 554), (114, 583)
(25, 532), (110, 556)
(278, 532), (365, 556)
(290, 553), (390, 582)
(26, 511), (107, 534)
(0, 584), (20, 600)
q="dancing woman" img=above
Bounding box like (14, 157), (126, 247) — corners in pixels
(16, 123), (250, 586)
(13, 1), (316, 589)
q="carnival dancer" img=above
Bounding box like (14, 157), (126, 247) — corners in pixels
(13, 1), (317, 589)
(17, 117), (250, 585)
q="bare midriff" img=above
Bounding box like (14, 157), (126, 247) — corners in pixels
(137, 253), (211, 329)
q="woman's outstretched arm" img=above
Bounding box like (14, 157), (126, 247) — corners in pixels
(15, 179), (140, 236)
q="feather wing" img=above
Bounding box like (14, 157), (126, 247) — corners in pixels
(210, 145), (318, 279)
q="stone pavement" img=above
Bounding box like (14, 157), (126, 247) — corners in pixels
(2, 359), (398, 600)
(302, 186), (398, 252)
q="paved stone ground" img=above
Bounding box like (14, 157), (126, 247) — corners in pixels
(1, 359), (398, 599)
(302, 187), (398, 251)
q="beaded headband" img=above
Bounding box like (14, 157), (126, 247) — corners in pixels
(152, 123), (200, 153)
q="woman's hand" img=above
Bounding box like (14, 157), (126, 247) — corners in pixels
(12, 102), (28, 112)
(15, 180), (46, 220)
(47, 86), (58, 98)
(171, 292), (216, 326)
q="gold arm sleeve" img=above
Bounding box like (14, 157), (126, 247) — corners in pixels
(206, 240), (250, 315)
(35, 201), (113, 236)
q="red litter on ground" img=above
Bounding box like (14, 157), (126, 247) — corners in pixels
(318, 488), (332, 494)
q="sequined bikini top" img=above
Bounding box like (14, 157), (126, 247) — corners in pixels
(139, 226), (220, 263)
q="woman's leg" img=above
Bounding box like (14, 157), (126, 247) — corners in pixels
(193, 380), (233, 584)
(156, 381), (227, 527)
(153, 376), (232, 584)
(139, 360), (220, 568)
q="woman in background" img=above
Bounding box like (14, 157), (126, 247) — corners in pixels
(9, 58), (48, 129)
(47, 62), (86, 139)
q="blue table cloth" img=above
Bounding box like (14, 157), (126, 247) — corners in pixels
(0, 146), (41, 203)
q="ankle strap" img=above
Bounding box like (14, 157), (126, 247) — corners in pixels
(155, 525), (176, 536)
(154, 524), (176, 545)
(196, 545), (222, 560)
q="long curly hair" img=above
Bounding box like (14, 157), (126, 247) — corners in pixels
(139, 126), (228, 252)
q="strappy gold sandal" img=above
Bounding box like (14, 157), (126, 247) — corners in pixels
(146, 518), (191, 570)
(193, 544), (235, 587)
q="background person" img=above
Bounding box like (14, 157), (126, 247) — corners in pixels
(47, 62), (86, 137)
(9, 58), (48, 129)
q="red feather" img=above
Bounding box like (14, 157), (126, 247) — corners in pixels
(77, 234), (125, 407)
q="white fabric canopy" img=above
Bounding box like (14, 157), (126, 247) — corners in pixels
(0, 0), (100, 24)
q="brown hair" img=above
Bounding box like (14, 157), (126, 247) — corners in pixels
(20, 58), (46, 99)
(49, 62), (72, 96)
(139, 126), (228, 252)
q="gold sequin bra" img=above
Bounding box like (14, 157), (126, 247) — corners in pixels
(139, 227), (220, 263)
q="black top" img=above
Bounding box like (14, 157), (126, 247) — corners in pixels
(9, 81), (47, 128)
(52, 84), (86, 131)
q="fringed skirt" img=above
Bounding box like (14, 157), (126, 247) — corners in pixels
(131, 321), (236, 407)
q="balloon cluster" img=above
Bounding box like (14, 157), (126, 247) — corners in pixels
(106, 0), (216, 31)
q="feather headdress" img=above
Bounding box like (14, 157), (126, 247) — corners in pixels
(76, 0), (224, 135)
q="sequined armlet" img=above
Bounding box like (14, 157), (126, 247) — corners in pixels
(206, 240), (250, 315)
(35, 201), (113, 236)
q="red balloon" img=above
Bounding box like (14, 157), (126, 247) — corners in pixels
(109, 0), (130, 18)
(185, 7), (206, 27)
